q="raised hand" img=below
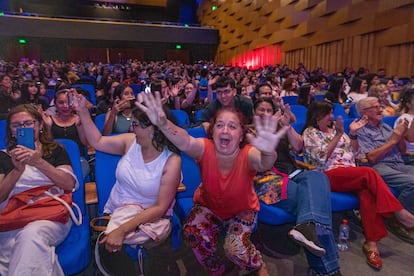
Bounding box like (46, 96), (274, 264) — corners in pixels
(334, 116), (344, 135)
(170, 84), (180, 97)
(136, 91), (168, 127)
(280, 104), (292, 126)
(349, 115), (368, 134)
(394, 118), (409, 137)
(247, 112), (289, 154)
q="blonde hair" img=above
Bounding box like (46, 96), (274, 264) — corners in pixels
(367, 83), (387, 98)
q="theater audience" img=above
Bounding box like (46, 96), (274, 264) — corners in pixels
(356, 97), (414, 244)
(253, 98), (341, 275)
(303, 100), (414, 270)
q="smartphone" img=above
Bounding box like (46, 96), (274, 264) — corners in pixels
(345, 97), (353, 104)
(16, 127), (35, 150)
(129, 99), (136, 108)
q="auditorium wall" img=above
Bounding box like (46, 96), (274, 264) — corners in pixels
(197, 0), (414, 76)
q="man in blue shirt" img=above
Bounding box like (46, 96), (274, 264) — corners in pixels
(357, 96), (414, 243)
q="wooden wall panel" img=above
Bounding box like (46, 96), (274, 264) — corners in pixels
(198, 0), (414, 76)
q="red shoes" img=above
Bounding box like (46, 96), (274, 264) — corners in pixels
(362, 244), (382, 270)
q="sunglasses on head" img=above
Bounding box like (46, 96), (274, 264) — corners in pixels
(131, 116), (152, 129)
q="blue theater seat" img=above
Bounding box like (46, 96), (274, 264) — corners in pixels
(55, 139), (91, 275)
(94, 148), (183, 255)
(171, 109), (191, 128)
(282, 96), (299, 105)
(290, 105), (307, 123)
(72, 83), (96, 105)
(0, 119), (6, 149)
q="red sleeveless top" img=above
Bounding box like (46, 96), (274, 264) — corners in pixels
(193, 139), (260, 219)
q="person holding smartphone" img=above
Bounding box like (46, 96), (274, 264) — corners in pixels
(102, 84), (136, 135)
(0, 104), (78, 276)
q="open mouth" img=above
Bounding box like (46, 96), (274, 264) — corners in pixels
(220, 138), (231, 146)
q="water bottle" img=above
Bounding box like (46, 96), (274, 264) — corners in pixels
(337, 219), (350, 251)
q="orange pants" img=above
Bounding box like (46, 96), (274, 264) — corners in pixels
(325, 166), (403, 241)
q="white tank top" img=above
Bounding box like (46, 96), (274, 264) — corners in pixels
(104, 141), (174, 215)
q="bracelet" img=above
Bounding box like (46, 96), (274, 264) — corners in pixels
(349, 133), (358, 140)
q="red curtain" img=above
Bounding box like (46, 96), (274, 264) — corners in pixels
(231, 45), (282, 69)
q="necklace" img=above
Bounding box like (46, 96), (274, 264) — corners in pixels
(121, 112), (132, 121)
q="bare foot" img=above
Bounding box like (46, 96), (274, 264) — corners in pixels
(395, 209), (414, 229)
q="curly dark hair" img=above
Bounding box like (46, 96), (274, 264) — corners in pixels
(132, 107), (180, 154)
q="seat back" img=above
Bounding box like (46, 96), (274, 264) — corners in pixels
(282, 95), (298, 105)
(171, 109), (190, 128)
(348, 104), (360, 118)
(333, 103), (348, 120)
(195, 109), (204, 122)
(177, 152), (202, 199)
(54, 139), (91, 275)
(94, 113), (107, 133)
(176, 127), (205, 199)
(95, 150), (121, 215)
(0, 119), (6, 149)
(382, 115), (399, 128)
(313, 94), (325, 101)
(291, 121), (305, 134)
(55, 139), (86, 214)
(290, 105), (307, 123)
(342, 118), (355, 135)
(72, 83), (96, 105)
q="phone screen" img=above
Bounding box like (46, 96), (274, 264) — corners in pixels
(16, 127), (35, 150)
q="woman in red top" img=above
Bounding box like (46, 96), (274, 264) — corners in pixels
(138, 92), (288, 276)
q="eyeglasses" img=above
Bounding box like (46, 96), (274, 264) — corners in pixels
(216, 89), (232, 96)
(131, 119), (151, 129)
(363, 105), (385, 111)
(10, 120), (37, 129)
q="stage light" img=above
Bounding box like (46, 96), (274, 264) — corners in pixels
(18, 38), (27, 44)
(175, 44), (182, 49)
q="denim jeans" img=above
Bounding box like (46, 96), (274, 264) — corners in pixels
(372, 162), (414, 214)
(273, 170), (340, 274)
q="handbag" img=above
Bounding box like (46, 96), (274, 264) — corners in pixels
(254, 166), (288, 204)
(91, 203), (172, 276)
(90, 203), (171, 246)
(0, 184), (82, 232)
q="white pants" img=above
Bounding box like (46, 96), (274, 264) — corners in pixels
(0, 220), (71, 276)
